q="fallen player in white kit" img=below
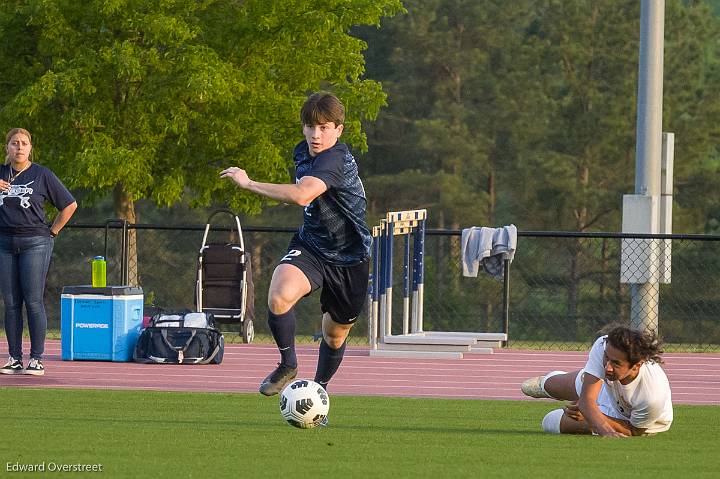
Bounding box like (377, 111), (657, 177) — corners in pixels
(521, 324), (673, 437)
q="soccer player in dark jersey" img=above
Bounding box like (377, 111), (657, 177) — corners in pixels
(221, 92), (371, 409)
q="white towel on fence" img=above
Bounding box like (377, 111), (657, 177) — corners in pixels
(461, 225), (517, 280)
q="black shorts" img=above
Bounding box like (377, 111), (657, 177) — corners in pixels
(279, 237), (369, 324)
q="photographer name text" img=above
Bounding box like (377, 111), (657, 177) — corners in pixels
(7, 462), (103, 473)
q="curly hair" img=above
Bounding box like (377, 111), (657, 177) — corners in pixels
(601, 323), (664, 365)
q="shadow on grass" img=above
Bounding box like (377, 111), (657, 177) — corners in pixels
(12, 413), (550, 437)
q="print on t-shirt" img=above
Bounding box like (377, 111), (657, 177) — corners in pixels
(0, 181), (34, 208)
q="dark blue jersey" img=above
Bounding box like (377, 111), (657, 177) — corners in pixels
(0, 163), (75, 236)
(293, 141), (371, 265)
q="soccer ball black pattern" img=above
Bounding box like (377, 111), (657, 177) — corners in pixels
(279, 379), (330, 429)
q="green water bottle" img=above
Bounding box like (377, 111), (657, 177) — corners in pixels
(92, 256), (106, 288)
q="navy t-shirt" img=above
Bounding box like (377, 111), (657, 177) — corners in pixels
(293, 141), (371, 265)
(0, 163), (76, 236)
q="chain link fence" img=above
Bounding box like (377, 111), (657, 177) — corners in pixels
(14, 223), (720, 351)
(505, 232), (720, 351)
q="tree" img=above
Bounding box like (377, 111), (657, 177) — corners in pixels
(0, 0), (403, 284)
(358, 0), (546, 229)
(358, 0), (547, 331)
(515, 0), (720, 330)
(0, 0), (404, 218)
(359, 0), (720, 333)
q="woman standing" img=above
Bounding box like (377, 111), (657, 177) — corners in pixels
(0, 128), (77, 376)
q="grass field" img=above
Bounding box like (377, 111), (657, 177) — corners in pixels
(2, 388), (718, 478)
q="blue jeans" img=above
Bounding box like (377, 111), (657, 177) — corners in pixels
(0, 235), (54, 360)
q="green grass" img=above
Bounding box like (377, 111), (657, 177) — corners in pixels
(1, 388), (717, 478)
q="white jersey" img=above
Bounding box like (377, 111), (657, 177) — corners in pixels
(579, 336), (673, 434)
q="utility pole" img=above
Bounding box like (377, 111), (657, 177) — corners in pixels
(621, 0), (667, 333)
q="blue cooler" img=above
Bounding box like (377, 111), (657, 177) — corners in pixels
(61, 286), (144, 361)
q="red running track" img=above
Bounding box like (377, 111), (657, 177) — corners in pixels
(1, 340), (718, 405)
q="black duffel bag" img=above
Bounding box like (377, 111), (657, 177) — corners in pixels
(134, 312), (224, 364)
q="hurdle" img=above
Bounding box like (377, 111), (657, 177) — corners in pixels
(368, 209), (508, 358)
(368, 209), (427, 349)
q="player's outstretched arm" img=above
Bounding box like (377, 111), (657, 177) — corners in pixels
(220, 167), (327, 206)
(604, 416), (647, 436)
(563, 403), (645, 436)
(577, 375), (628, 437)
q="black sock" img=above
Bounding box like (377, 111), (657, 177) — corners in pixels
(268, 309), (297, 368)
(314, 339), (347, 392)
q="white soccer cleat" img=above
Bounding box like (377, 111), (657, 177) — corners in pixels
(521, 376), (551, 398)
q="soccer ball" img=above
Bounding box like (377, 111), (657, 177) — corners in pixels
(279, 379), (330, 429)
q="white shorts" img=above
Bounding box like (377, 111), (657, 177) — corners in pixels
(575, 369), (629, 422)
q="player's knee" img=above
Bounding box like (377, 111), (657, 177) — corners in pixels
(322, 334), (345, 349)
(321, 318), (351, 349)
(321, 326), (347, 349)
(542, 409), (564, 434)
(266, 295), (283, 314)
(267, 292), (294, 315)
